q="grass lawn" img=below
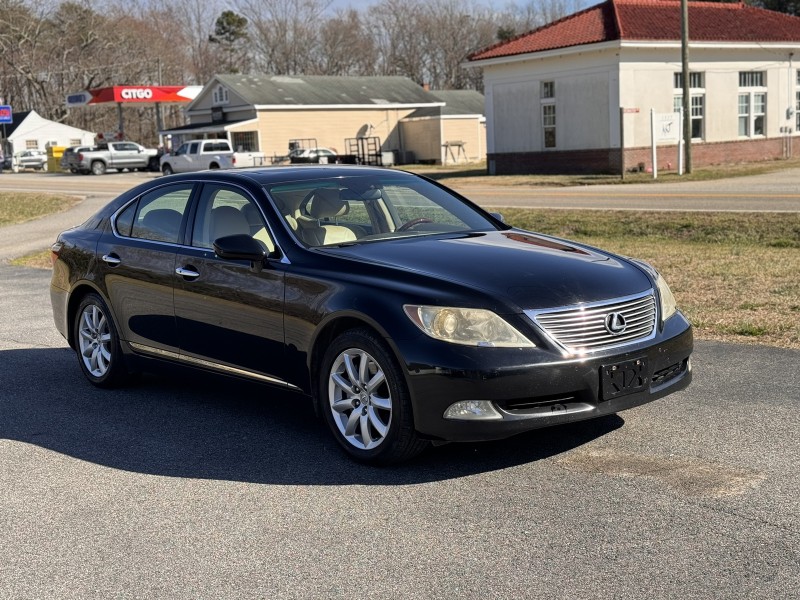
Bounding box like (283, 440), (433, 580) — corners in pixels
(0, 192), (80, 226)
(501, 209), (800, 349)
(2, 192), (799, 349)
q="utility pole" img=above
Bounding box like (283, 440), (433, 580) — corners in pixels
(681, 0), (692, 173)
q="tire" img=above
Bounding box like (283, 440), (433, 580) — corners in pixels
(73, 293), (131, 388)
(319, 328), (428, 465)
(161, 163), (173, 176)
(209, 162), (220, 170)
(91, 161), (107, 175)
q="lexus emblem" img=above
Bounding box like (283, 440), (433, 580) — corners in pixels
(605, 312), (627, 335)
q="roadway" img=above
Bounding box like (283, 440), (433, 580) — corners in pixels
(2, 168), (800, 261)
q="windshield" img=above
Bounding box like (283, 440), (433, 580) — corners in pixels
(264, 174), (500, 247)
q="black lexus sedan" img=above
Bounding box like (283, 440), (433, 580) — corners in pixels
(50, 166), (692, 464)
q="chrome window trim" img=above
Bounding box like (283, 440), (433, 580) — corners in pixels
(110, 179), (291, 264)
(525, 290), (658, 356)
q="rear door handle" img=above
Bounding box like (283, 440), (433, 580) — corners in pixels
(102, 254), (121, 266)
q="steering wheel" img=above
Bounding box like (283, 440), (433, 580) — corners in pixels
(397, 217), (433, 231)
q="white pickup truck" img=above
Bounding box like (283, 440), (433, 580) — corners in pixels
(160, 139), (266, 175)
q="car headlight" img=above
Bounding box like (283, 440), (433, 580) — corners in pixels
(631, 260), (678, 322)
(656, 274), (678, 321)
(403, 305), (535, 348)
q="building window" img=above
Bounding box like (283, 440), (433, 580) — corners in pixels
(69, 139), (82, 146)
(540, 81), (556, 148)
(674, 72), (704, 89)
(673, 95), (705, 140)
(212, 84), (229, 105)
(231, 131), (258, 152)
(796, 91), (800, 132)
(25, 140), (38, 149)
(738, 94), (750, 136)
(739, 72), (766, 137)
(739, 71), (764, 87)
(542, 105), (556, 148)
(673, 72), (705, 140)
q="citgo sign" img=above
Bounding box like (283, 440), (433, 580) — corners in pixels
(120, 88), (154, 100)
(0, 105), (12, 124)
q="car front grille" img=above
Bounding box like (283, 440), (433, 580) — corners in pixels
(526, 291), (657, 355)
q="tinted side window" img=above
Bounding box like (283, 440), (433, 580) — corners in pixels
(116, 184), (194, 243)
(191, 185), (274, 253)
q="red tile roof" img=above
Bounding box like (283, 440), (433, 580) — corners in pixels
(469, 0), (800, 62)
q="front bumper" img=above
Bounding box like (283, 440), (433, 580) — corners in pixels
(402, 313), (693, 442)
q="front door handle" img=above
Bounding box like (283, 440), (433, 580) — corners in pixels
(102, 254), (121, 266)
(175, 266), (200, 279)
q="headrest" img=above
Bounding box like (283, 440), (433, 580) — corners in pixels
(309, 188), (349, 219)
(210, 205), (250, 239)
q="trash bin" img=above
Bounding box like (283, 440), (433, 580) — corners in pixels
(47, 146), (66, 172)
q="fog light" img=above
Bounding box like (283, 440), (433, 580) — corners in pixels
(444, 400), (502, 421)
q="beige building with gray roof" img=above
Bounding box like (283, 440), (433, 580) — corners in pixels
(162, 75), (485, 165)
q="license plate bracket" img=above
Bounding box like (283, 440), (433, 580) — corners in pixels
(601, 357), (649, 401)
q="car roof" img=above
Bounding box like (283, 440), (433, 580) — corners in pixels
(165, 165), (417, 186)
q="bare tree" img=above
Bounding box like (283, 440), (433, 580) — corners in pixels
(366, 0), (426, 82)
(312, 9), (377, 76)
(0, 0), (584, 134)
(235, 0), (331, 75)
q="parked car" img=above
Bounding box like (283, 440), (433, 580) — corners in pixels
(287, 147), (338, 164)
(160, 139), (266, 175)
(13, 149), (48, 171)
(49, 166), (693, 464)
(60, 146), (95, 173)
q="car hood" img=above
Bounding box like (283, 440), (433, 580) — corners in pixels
(327, 230), (653, 310)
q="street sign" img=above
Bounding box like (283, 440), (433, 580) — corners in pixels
(0, 105), (12, 124)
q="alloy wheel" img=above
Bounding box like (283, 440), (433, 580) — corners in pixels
(78, 303), (113, 378)
(328, 348), (392, 450)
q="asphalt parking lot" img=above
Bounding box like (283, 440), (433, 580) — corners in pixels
(1, 172), (799, 598)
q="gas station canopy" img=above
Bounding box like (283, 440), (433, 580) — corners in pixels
(66, 85), (202, 107)
(65, 85), (203, 144)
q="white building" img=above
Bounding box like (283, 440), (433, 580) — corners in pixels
(2, 110), (95, 157)
(467, 0), (800, 174)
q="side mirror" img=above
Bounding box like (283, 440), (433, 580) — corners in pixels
(489, 212), (506, 223)
(213, 234), (267, 262)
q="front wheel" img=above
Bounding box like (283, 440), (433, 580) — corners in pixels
(319, 328), (428, 465)
(161, 163), (174, 176)
(73, 293), (131, 388)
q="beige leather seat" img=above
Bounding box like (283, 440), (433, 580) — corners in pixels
(298, 188), (358, 246)
(210, 205), (274, 253)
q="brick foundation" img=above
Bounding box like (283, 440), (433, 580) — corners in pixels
(488, 137), (792, 175)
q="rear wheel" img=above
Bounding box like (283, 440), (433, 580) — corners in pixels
(319, 328), (428, 465)
(91, 161), (106, 175)
(73, 293), (131, 388)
